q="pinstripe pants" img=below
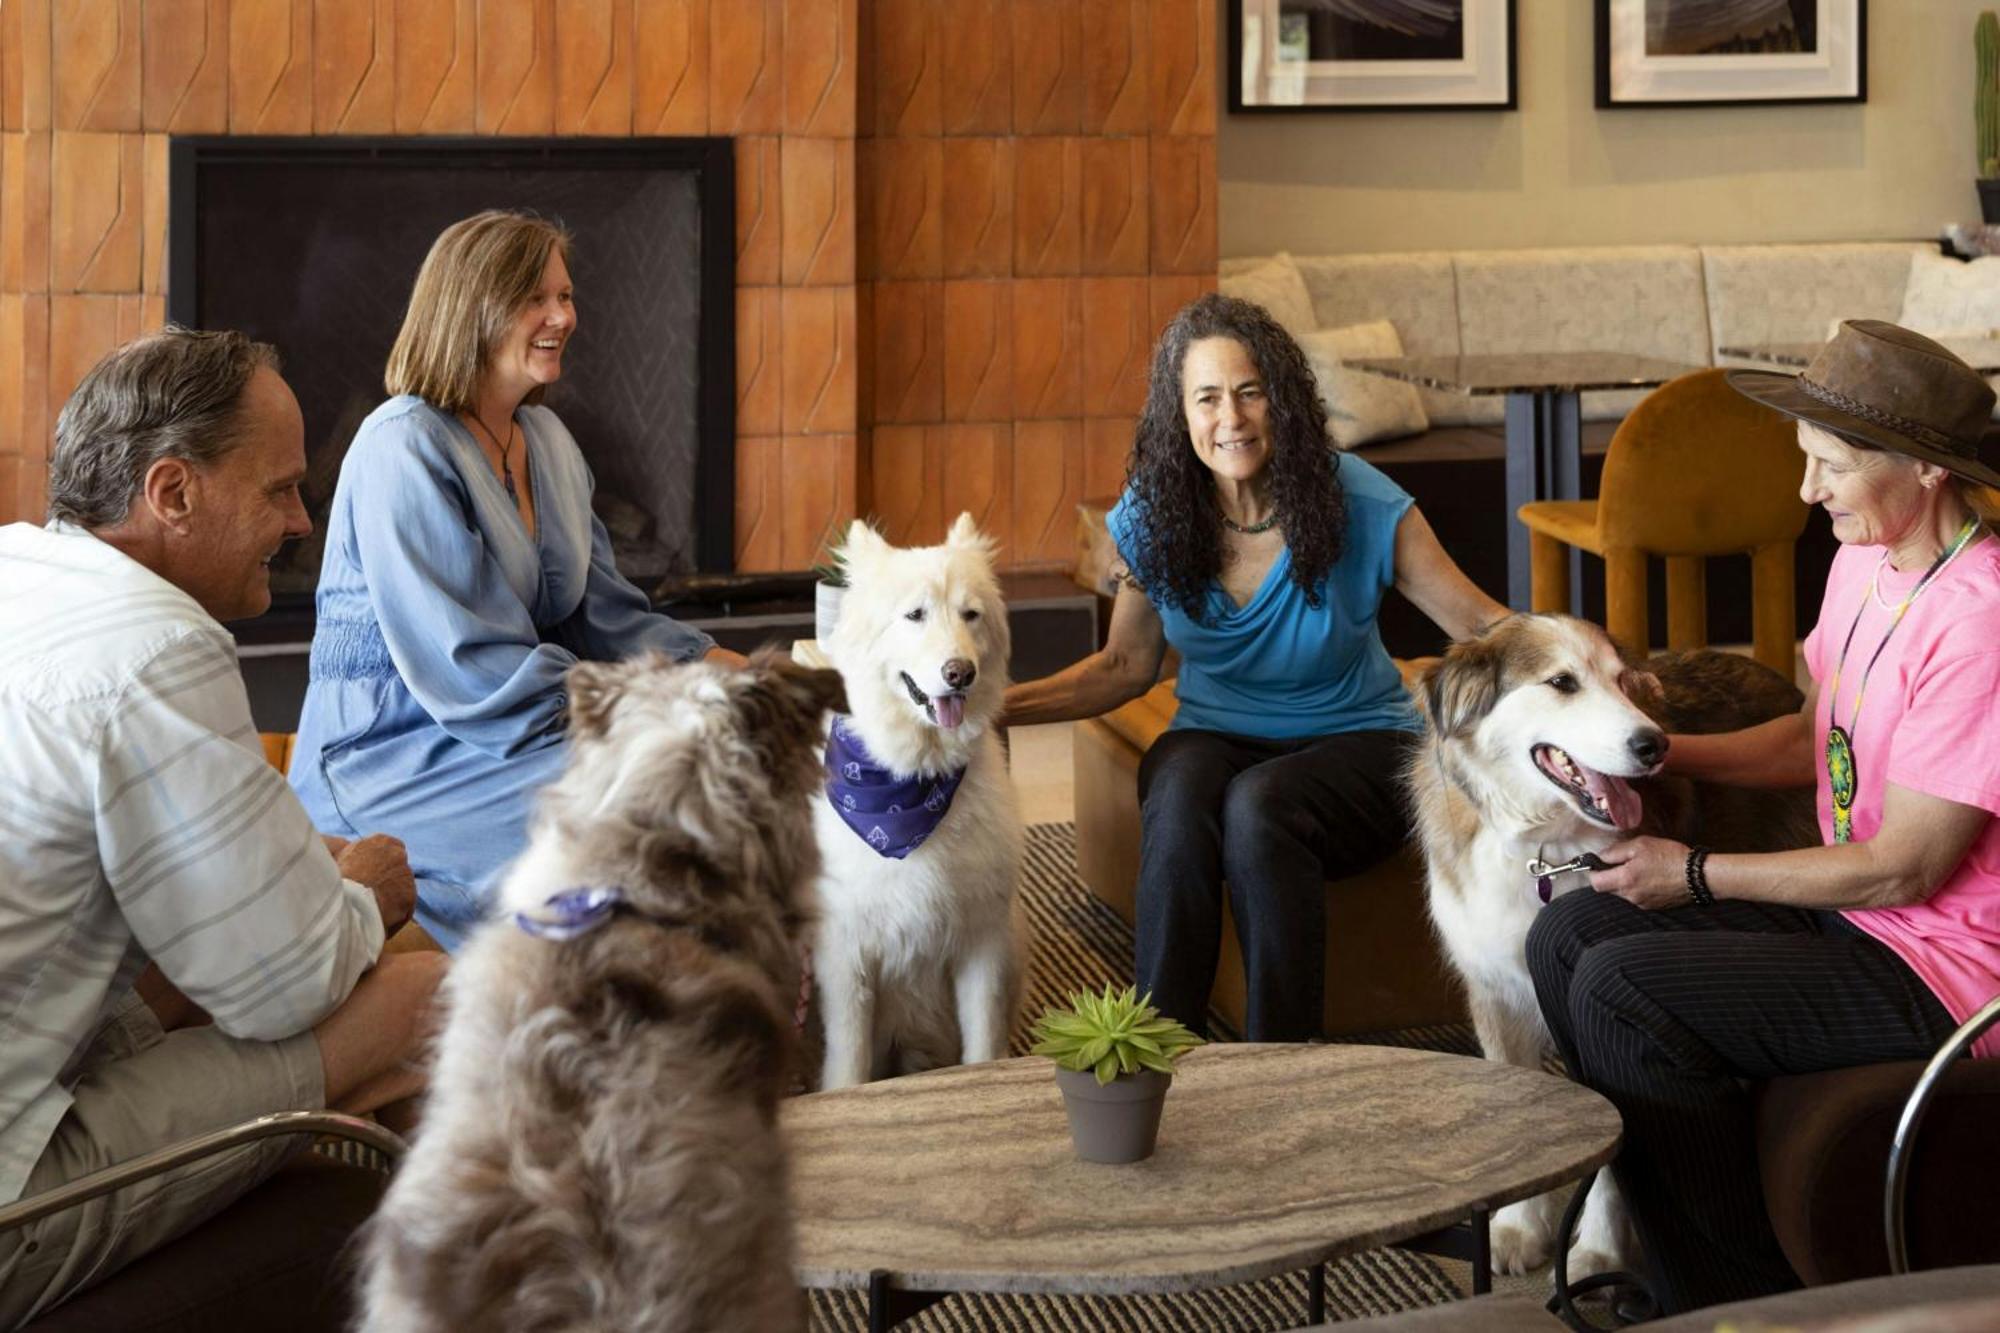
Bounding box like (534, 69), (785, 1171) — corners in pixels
(1526, 889), (1957, 1316)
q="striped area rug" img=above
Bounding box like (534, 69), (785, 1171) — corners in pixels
(804, 822), (1473, 1333)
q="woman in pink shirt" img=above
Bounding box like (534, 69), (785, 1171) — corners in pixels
(1527, 321), (2000, 1316)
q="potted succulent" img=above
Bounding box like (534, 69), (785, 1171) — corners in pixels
(810, 531), (848, 644)
(1032, 984), (1203, 1164)
(1979, 11), (2000, 223)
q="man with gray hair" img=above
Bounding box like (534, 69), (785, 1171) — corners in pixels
(0, 327), (445, 1324)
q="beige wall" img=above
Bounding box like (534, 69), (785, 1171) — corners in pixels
(1220, 0), (1988, 257)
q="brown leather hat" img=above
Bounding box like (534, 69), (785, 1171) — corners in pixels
(1727, 319), (2000, 489)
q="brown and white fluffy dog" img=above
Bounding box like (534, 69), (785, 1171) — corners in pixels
(1407, 614), (1815, 1280)
(358, 650), (845, 1333)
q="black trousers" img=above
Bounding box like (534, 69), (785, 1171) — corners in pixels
(1526, 889), (1957, 1316)
(1133, 726), (1416, 1042)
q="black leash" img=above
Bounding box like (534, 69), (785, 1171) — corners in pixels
(1546, 1170), (1659, 1330)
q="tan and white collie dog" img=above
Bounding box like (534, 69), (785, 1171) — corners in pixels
(812, 515), (1025, 1089)
(1408, 614), (1814, 1280)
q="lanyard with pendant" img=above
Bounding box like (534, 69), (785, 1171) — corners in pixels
(1823, 517), (1983, 843)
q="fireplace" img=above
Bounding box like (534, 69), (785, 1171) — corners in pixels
(166, 136), (737, 621)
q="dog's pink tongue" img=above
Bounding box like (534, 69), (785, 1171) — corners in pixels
(933, 693), (965, 729)
(1581, 767), (1644, 831)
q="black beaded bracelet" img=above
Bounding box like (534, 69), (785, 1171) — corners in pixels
(1684, 845), (1715, 908)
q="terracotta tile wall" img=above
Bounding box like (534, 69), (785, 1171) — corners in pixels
(0, 0), (1215, 574)
(858, 0), (1215, 569)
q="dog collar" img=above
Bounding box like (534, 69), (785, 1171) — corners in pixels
(1525, 851), (1608, 905)
(823, 715), (967, 859)
(515, 885), (626, 940)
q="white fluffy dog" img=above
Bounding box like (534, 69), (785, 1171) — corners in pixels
(812, 514), (1025, 1089)
(1408, 614), (1812, 1281)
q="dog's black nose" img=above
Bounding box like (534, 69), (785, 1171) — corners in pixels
(941, 658), (976, 690)
(1628, 728), (1667, 768)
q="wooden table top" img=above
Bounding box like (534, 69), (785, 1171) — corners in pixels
(785, 1043), (1621, 1297)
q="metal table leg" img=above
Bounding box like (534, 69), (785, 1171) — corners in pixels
(1308, 1261), (1325, 1324)
(1470, 1202), (1491, 1296)
(867, 1270), (948, 1331)
(1503, 388), (1586, 613)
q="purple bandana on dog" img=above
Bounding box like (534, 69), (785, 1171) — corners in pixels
(514, 886), (625, 940)
(823, 716), (965, 859)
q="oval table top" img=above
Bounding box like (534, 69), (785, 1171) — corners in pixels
(785, 1042), (1621, 1297)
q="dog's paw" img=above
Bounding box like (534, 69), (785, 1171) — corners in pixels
(1562, 1245), (1624, 1285)
(1490, 1202), (1554, 1275)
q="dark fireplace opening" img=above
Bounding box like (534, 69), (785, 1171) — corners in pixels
(167, 136), (736, 631)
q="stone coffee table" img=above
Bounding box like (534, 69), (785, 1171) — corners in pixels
(785, 1043), (1621, 1329)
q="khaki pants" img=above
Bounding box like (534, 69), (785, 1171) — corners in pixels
(0, 996), (323, 1329)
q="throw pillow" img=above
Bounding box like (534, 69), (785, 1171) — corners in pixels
(1296, 321), (1429, 450)
(1218, 252), (1317, 339)
(1899, 250), (2000, 337)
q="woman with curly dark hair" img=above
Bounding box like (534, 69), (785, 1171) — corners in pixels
(1004, 293), (1505, 1040)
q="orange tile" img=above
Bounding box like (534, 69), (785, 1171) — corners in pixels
(1147, 0), (1214, 135)
(1147, 272), (1212, 340)
(0, 1), (20, 131)
(781, 136), (856, 287)
(870, 280), (942, 425)
(49, 294), (124, 433)
(1079, 275), (1150, 417)
(868, 423), (940, 548)
(708, 0), (781, 135)
(50, 132), (141, 293)
(1009, 0), (1080, 134)
(229, 0), (314, 134)
(937, 0), (1009, 136)
(939, 137), (1013, 281)
(0, 296), (23, 466)
(1147, 135), (1215, 276)
(1080, 0), (1146, 135)
(633, 0), (707, 134)
(476, 0), (555, 133)
(870, 0), (939, 137)
(941, 278), (1012, 423)
(141, 132), (165, 294)
(1012, 135), (1080, 277)
(0, 135), (35, 292)
(554, 0), (633, 135)
(736, 285), (782, 437)
(780, 285), (858, 435)
(734, 135), (781, 285)
(733, 434), (783, 571)
(17, 458), (47, 524)
(1083, 415), (1134, 503)
(53, 0), (141, 132)
(1010, 416), (1082, 565)
(1010, 275), (1080, 419)
(0, 453), (19, 525)
(139, 291), (164, 331)
(937, 421), (1011, 562)
(779, 432), (858, 567)
(313, 0), (396, 133)
(861, 136), (941, 281)
(15, 0), (52, 132)
(1080, 136), (1146, 275)
(783, 0), (856, 137)
(9, 295), (49, 470)
(395, 0), (477, 131)
(140, 0), (228, 133)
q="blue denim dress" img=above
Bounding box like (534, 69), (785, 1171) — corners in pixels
(289, 396), (713, 950)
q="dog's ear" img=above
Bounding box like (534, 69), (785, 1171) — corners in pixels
(841, 519), (889, 569)
(1423, 637), (1503, 739)
(741, 648), (848, 730)
(943, 511), (996, 560)
(565, 659), (635, 739)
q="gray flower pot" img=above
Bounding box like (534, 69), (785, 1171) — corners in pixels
(1054, 1067), (1171, 1164)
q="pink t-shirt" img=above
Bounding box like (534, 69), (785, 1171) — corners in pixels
(1802, 533), (2000, 1056)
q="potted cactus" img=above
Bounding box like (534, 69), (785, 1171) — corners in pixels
(1979, 11), (2000, 222)
(1032, 984), (1203, 1164)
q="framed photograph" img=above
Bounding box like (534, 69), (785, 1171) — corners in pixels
(1230, 0), (1517, 113)
(1596, 0), (1866, 108)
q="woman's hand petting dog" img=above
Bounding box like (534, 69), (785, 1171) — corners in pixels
(1589, 836), (1695, 911)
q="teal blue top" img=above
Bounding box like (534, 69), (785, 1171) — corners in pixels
(1106, 452), (1419, 740)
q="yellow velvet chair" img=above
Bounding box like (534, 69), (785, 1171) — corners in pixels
(1517, 367), (1807, 677)
(260, 733), (440, 955)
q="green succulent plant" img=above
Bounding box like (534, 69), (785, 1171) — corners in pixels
(1981, 10), (2000, 178)
(1031, 984), (1204, 1085)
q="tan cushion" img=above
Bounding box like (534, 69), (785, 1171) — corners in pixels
(1298, 321), (1430, 449)
(1701, 242), (1923, 356)
(1291, 252), (1474, 427)
(1217, 252), (1317, 339)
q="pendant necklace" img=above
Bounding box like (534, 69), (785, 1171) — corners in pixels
(1822, 517), (1982, 843)
(465, 411), (520, 503)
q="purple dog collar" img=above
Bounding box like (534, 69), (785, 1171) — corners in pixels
(514, 885), (626, 940)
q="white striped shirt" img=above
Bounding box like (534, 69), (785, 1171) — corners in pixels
(0, 522), (383, 1202)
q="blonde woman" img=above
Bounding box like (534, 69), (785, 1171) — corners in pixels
(291, 210), (739, 950)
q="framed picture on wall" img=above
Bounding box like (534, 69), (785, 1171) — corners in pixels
(1596, 0), (1867, 107)
(1229, 0), (1517, 113)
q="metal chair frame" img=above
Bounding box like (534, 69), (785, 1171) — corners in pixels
(1884, 992), (2000, 1275)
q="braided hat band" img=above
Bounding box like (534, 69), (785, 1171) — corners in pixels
(1795, 375), (1973, 458)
